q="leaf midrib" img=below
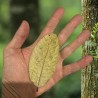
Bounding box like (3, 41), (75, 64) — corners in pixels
(37, 40), (50, 87)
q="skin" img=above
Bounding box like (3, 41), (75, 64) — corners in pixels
(2, 8), (93, 98)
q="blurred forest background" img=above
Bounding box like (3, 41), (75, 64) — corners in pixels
(0, 0), (82, 98)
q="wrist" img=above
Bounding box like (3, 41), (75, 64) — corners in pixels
(2, 80), (37, 98)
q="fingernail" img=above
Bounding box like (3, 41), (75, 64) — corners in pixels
(83, 30), (91, 39)
(86, 55), (93, 62)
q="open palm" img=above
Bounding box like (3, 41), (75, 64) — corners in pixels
(3, 8), (92, 98)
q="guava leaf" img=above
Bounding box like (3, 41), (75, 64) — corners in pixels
(29, 33), (59, 87)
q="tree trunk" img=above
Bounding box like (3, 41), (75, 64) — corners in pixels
(10, 0), (39, 46)
(81, 0), (98, 98)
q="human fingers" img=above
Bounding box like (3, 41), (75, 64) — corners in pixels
(58, 14), (82, 46)
(8, 21), (29, 48)
(63, 55), (93, 76)
(61, 30), (90, 59)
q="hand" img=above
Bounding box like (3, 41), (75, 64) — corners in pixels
(2, 8), (93, 98)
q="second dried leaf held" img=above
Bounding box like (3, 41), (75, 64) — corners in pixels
(29, 33), (59, 87)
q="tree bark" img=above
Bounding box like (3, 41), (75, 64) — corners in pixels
(81, 0), (98, 98)
(10, 0), (39, 46)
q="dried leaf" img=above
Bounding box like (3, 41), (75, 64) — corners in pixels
(29, 33), (59, 87)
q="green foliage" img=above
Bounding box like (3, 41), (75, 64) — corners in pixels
(86, 22), (98, 59)
(0, 43), (5, 97)
(92, 22), (98, 33)
(0, 0), (10, 42)
(92, 22), (98, 43)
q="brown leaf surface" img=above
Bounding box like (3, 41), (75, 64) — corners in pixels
(29, 33), (59, 87)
